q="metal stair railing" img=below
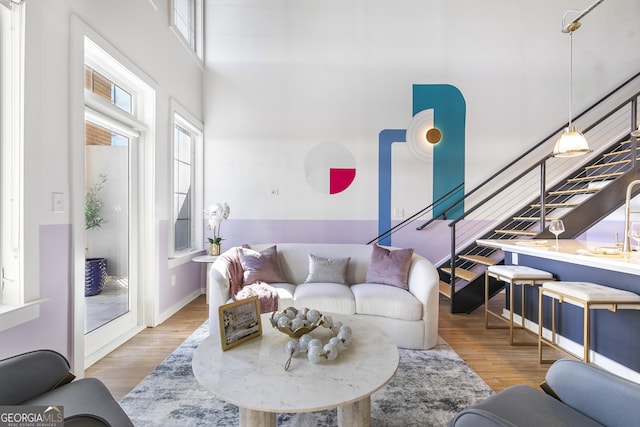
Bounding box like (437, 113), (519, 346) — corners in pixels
(367, 182), (464, 245)
(365, 72), (640, 314)
(446, 89), (639, 247)
(435, 72), (640, 311)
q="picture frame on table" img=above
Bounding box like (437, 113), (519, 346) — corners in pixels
(218, 295), (262, 351)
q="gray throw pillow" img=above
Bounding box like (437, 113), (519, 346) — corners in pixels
(365, 244), (414, 289)
(304, 253), (351, 285)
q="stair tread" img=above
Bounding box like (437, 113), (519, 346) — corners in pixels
(438, 280), (451, 298)
(458, 254), (498, 266)
(567, 172), (623, 182)
(531, 202), (579, 207)
(602, 148), (632, 157)
(513, 216), (559, 221)
(441, 267), (478, 282)
(494, 229), (538, 236)
(585, 159), (629, 169)
(548, 188), (601, 195)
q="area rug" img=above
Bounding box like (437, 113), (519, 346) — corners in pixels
(120, 322), (493, 426)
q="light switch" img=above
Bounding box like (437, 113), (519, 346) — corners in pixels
(52, 192), (64, 213)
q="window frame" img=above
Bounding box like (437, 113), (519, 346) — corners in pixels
(0, 0), (41, 332)
(170, 0), (203, 62)
(169, 100), (203, 264)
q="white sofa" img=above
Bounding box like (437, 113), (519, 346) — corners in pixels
(208, 243), (440, 350)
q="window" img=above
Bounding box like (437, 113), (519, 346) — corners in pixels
(0, 0), (31, 330)
(85, 65), (132, 114)
(171, 0), (203, 60)
(174, 124), (192, 251)
(171, 104), (203, 258)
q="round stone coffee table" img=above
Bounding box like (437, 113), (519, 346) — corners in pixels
(192, 313), (399, 427)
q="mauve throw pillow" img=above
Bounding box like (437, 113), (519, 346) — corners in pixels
(304, 253), (351, 285)
(365, 244), (414, 289)
(238, 245), (287, 284)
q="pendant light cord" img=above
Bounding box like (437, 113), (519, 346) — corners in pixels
(568, 31), (574, 129)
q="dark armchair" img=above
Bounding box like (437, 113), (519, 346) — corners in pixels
(0, 349), (133, 427)
(449, 358), (640, 427)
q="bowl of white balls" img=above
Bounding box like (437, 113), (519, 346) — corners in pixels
(270, 307), (324, 338)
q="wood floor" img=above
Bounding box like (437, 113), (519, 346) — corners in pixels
(87, 293), (563, 401)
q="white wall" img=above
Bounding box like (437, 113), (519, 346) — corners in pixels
(0, 0), (204, 363)
(203, 0), (640, 238)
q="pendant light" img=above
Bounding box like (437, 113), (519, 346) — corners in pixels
(551, 0), (604, 158)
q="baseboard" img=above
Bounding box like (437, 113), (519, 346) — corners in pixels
(85, 325), (146, 369)
(157, 289), (203, 325)
(503, 309), (640, 383)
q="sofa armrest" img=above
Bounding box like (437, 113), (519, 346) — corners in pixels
(0, 350), (74, 405)
(545, 358), (640, 427)
(208, 258), (232, 308)
(64, 414), (111, 427)
(208, 257), (233, 334)
(448, 408), (520, 427)
(406, 256), (440, 348)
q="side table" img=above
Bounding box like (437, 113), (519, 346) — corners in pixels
(192, 255), (219, 304)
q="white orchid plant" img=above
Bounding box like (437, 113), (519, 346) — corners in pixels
(204, 202), (230, 245)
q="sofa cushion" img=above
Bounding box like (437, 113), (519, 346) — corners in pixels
(365, 244), (414, 289)
(293, 282), (356, 314)
(239, 245), (287, 284)
(270, 282), (296, 309)
(304, 254), (350, 285)
(351, 283), (423, 321)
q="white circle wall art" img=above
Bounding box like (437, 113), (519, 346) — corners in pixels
(304, 141), (356, 194)
(406, 108), (439, 163)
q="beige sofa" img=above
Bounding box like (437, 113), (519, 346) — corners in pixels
(208, 243), (440, 350)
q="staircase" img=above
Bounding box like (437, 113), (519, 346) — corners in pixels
(421, 72), (640, 313)
(439, 137), (640, 313)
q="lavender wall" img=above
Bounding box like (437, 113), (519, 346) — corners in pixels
(214, 218), (453, 263)
(159, 220), (202, 315)
(0, 225), (71, 360)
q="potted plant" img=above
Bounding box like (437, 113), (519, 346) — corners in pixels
(85, 173), (108, 296)
(204, 202), (230, 255)
(85, 173), (108, 230)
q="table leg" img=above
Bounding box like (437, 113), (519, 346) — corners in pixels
(337, 396), (371, 427)
(239, 407), (276, 427)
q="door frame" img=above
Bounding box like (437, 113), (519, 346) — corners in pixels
(70, 16), (158, 374)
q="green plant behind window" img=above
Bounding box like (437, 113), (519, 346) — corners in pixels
(86, 173), (108, 230)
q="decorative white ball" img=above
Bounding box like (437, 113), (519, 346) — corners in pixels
(298, 334), (312, 352)
(286, 340), (299, 357)
(284, 308), (297, 320)
(328, 337), (341, 348)
(307, 345), (323, 364)
(308, 338), (323, 349)
(339, 325), (352, 336)
(291, 318), (305, 331)
(277, 316), (291, 329)
(323, 343), (339, 361)
(306, 309), (321, 323)
(337, 329), (352, 347)
(323, 315), (333, 328)
(331, 321), (343, 335)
